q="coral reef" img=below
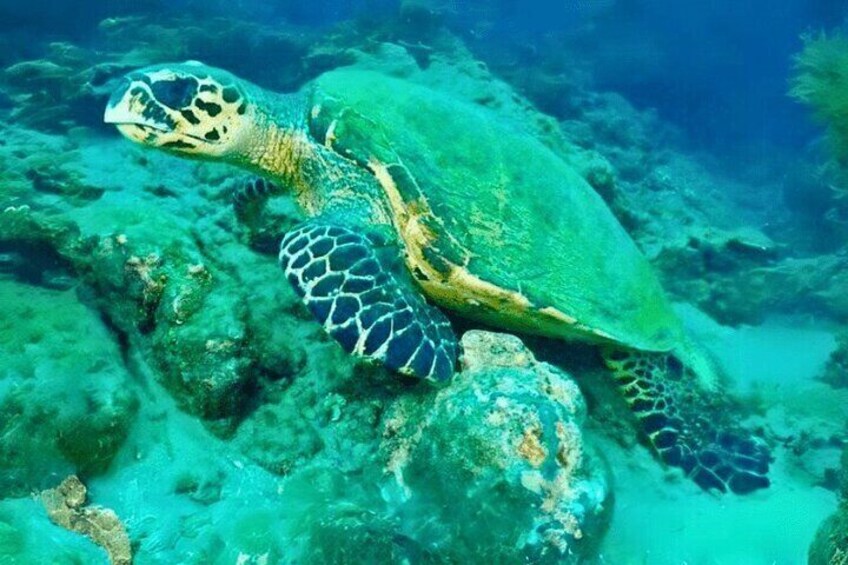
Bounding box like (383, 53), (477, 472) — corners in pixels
(652, 226), (781, 325)
(41, 475), (132, 565)
(0, 16), (361, 135)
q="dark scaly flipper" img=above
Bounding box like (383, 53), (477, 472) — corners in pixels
(233, 177), (287, 255)
(232, 177), (280, 222)
(279, 222), (458, 383)
(603, 349), (770, 494)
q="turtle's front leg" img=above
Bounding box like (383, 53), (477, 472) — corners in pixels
(279, 221), (458, 383)
(232, 177), (281, 223)
(232, 177), (295, 255)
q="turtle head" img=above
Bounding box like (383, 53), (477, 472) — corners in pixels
(104, 61), (257, 160)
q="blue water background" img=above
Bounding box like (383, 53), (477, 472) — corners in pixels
(2, 0), (843, 158)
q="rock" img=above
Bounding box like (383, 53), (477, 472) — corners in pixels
(648, 226), (848, 326)
(0, 127), (113, 219)
(95, 15), (346, 94)
(398, 0), (453, 39)
(0, 166), (305, 433)
(0, 279), (137, 496)
(821, 331), (848, 389)
(1, 43), (104, 132)
(41, 475), (132, 565)
(380, 330), (611, 563)
(809, 510), (848, 565)
(0, 496), (107, 563)
(300, 506), (439, 564)
(652, 227), (778, 325)
(842, 444), (848, 502)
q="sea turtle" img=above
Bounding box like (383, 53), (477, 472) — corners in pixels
(104, 61), (770, 494)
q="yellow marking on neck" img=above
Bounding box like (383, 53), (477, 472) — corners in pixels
(249, 120), (308, 179)
(243, 117), (325, 210)
(368, 159), (617, 343)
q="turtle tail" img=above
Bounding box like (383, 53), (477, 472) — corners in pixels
(602, 346), (771, 494)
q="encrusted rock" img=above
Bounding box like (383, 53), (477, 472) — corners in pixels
(809, 502), (848, 565)
(381, 330), (610, 562)
(809, 441), (848, 565)
(41, 475), (132, 565)
(0, 280), (137, 496)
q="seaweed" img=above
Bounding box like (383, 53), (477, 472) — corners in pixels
(791, 33), (848, 165)
(790, 32), (848, 225)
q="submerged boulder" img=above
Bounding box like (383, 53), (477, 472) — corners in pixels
(380, 330), (611, 562)
(0, 496), (107, 563)
(41, 475), (132, 565)
(0, 280), (137, 497)
(652, 226), (781, 325)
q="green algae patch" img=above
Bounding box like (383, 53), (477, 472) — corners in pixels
(0, 280), (137, 496)
(809, 446), (848, 565)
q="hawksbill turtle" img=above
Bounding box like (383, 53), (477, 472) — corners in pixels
(104, 61), (770, 494)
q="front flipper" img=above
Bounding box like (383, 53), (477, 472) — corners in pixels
(279, 222), (457, 383)
(232, 177), (280, 222)
(604, 349), (771, 495)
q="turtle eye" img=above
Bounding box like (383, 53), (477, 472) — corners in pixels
(151, 77), (199, 110)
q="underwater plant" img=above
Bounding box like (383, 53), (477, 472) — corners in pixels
(791, 33), (848, 164)
(790, 32), (848, 225)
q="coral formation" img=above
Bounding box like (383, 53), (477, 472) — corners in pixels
(380, 331), (610, 562)
(41, 475), (132, 565)
(0, 278), (137, 496)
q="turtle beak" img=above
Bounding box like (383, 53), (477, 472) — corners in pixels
(104, 77), (172, 133)
(104, 79), (135, 124)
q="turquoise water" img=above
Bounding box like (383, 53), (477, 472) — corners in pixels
(1, 2), (847, 563)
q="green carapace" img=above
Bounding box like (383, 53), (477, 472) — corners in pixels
(105, 61), (771, 494)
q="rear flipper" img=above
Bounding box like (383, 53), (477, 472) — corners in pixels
(603, 349), (770, 494)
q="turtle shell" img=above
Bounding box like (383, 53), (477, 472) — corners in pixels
(307, 69), (684, 352)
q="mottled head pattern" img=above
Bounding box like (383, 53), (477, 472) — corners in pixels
(104, 61), (253, 158)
